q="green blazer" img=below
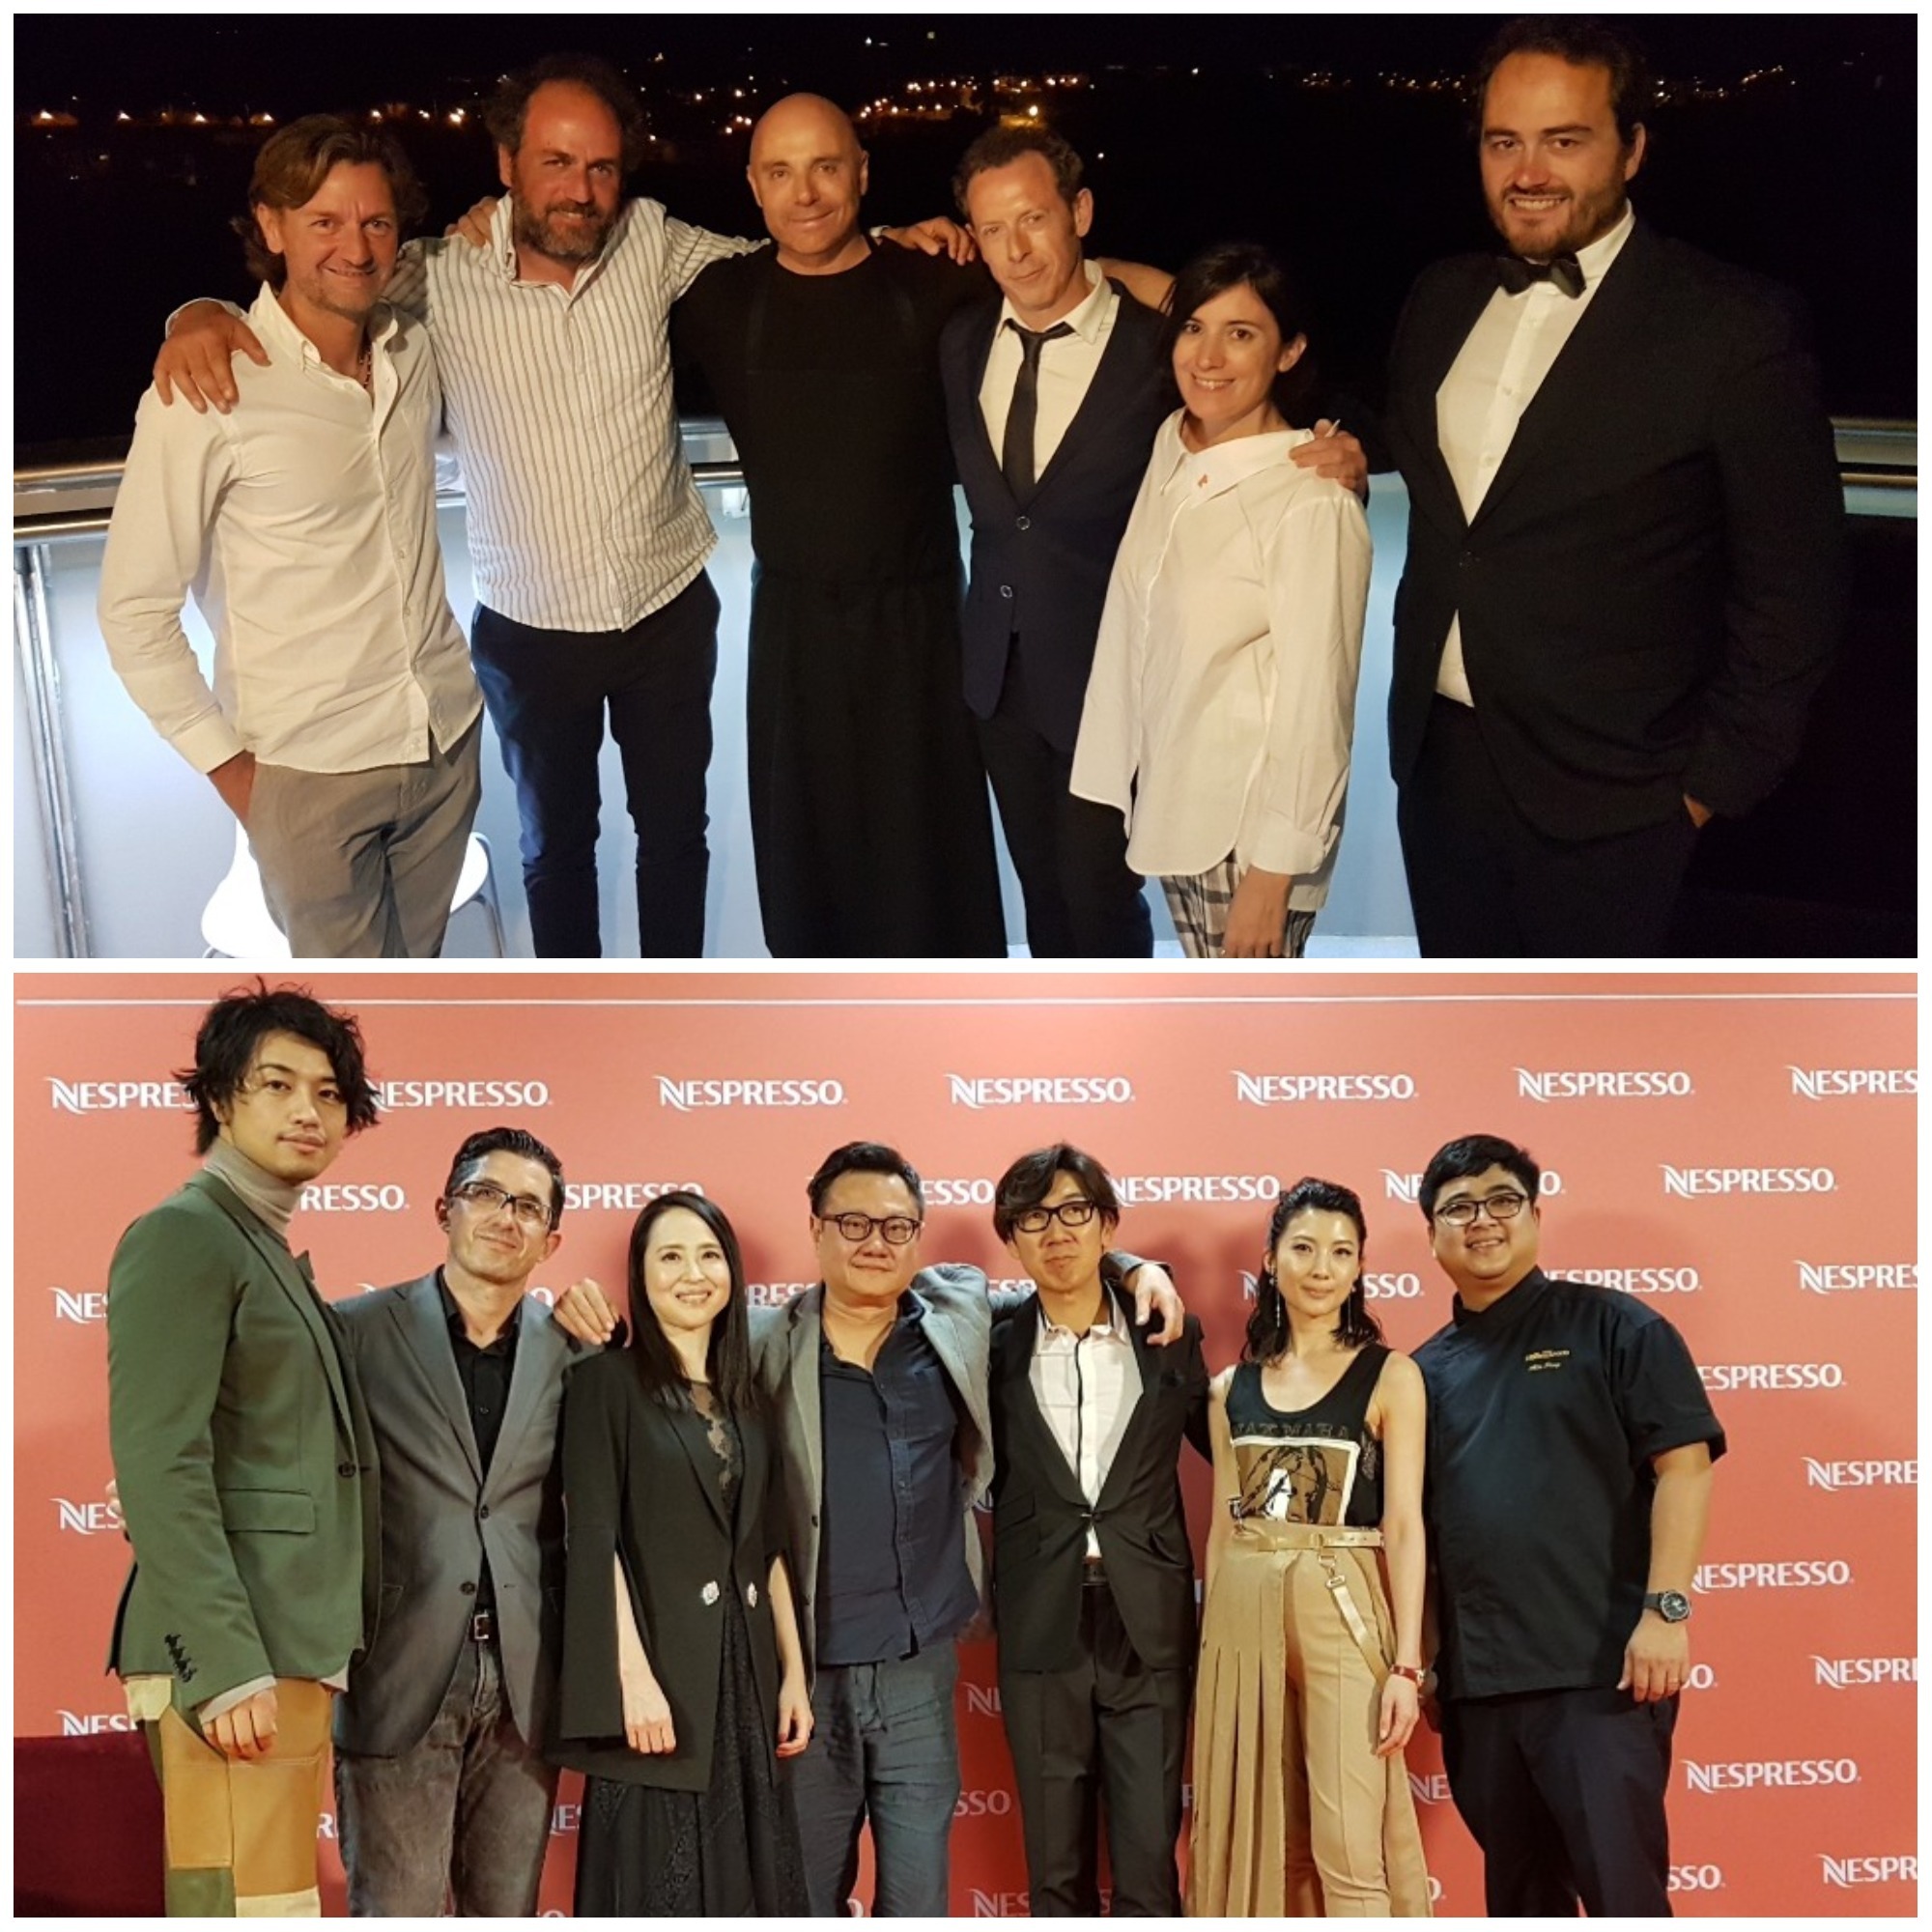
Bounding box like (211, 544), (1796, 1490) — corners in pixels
(105, 1170), (378, 1708)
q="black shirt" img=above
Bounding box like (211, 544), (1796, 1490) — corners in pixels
(1412, 1270), (1725, 1700)
(439, 1273), (523, 1618)
(816, 1298), (980, 1666)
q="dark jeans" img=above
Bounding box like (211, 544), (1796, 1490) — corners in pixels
(469, 574), (719, 957)
(791, 1644), (961, 1917)
(1441, 1686), (1678, 1917)
(976, 652), (1152, 958)
(999, 1580), (1188, 1915)
(1398, 696), (1700, 957)
(335, 1639), (558, 1917)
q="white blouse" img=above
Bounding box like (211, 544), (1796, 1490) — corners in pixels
(1070, 412), (1372, 904)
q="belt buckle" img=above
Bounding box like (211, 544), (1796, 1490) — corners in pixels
(469, 1609), (495, 1644)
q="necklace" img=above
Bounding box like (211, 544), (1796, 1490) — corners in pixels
(355, 340), (374, 393)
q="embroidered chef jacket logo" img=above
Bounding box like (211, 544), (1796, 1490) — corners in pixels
(1524, 1349), (1571, 1373)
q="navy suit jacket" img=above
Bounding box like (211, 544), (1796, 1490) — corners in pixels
(941, 282), (1172, 753)
(1383, 220), (1843, 838)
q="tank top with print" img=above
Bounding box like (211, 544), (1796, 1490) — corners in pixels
(1225, 1346), (1388, 1529)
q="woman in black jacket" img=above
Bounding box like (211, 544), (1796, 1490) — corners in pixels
(555, 1191), (810, 1915)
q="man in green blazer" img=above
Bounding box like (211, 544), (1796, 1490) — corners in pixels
(106, 984), (382, 1917)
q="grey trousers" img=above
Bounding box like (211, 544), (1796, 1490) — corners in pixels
(248, 717), (481, 958)
(335, 1639), (557, 1917)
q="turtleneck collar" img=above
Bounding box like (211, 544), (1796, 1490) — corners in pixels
(203, 1139), (300, 1245)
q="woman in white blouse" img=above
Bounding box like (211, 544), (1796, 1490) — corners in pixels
(1071, 244), (1372, 957)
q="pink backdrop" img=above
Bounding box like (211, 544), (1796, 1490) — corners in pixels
(14, 971), (1917, 1915)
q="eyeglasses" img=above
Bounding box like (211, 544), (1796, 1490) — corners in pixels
(450, 1180), (554, 1230)
(819, 1212), (923, 1246)
(1434, 1189), (1530, 1228)
(1010, 1199), (1100, 1236)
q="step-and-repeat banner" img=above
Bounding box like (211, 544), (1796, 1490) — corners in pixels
(14, 971), (1917, 1917)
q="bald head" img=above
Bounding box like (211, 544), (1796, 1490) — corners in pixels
(747, 93), (871, 274)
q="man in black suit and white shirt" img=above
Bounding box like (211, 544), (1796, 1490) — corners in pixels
(986, 1145), (1209, 1916)
(1384, 17), (1844, 956)
(330, 1127), (584, 1915)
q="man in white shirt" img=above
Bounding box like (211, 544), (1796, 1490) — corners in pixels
(1383, 17), (1843, 956)
(984, 1145), (1208, 1915)
(99, 116), (482, 959)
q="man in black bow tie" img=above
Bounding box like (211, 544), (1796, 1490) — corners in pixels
(1382, 17), (1844, 957)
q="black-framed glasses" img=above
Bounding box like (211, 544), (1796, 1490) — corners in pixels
(819, 1211), (923, 1246)
(450, 1179), (554, 1230)
(1010, 1199), (1100, 1236)
(1435, 1189), (1530, 1228)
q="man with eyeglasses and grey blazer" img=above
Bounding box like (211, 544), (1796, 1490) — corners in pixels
(329, 1126), (591, 1915)
(1411, 1133), (1723, 1917)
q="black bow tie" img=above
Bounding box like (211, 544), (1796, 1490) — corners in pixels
(1496, 252), (1584, 299)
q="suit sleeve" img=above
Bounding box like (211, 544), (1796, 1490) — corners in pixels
(1683, 286), (1845, 816)
(556, 1360), (630, 1744)
(106, 1207), (271, 1704)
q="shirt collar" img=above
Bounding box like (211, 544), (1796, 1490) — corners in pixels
(1573, 203), (1635, 293)
(246, 281), (398, 369)
(998, 257), (1112, 344)
(1158, 411), (1311, 500)
(1450, 1266), (1550, 1327)
(437, 1268), (523, 1349)
(1037, 1281), (1127, 1342)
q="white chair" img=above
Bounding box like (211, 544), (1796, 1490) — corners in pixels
(199, 821), (506, 958)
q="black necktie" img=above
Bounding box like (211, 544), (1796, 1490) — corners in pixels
(1495, 252), (1584, 299)
(1001, 320), (1074, 499)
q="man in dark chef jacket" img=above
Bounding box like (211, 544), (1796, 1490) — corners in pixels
(1410, 1133), (1723, 1918)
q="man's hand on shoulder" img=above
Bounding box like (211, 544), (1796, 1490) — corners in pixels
(553, 1277), (619, 1348)
(1123, 1260), (1185, 1346)
(449, 196), (498, 250)
(1291, 419), (1369, 499)
(155, 302), (269, 414)
(880, 217), (978, 265)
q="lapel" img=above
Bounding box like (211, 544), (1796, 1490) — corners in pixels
(783, 1287), (825, 1500)
(484, 1295), (564, 1499)
(395, 1272), (483, 1486)
(1469, 220), (1660, 533)
(1409, 261), (1497, 537)
(963, 300), (1018, 511)
(996, 1297), (1091, 1513)
(661, 1401), (733, 1535)
(1095, 1310), (1161, 1510)
(189, 1171), (356, 1447)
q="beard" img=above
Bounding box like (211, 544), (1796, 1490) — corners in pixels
(513, 195), (616, 266)
(1490, 181), (1628, 261)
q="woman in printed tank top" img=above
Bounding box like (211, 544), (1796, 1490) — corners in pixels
(1188, 1178), (1433, 1916)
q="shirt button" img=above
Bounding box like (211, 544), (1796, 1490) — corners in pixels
(460, 1580), (476, 1597)
(1015, 515), (1031, 532)
(999, 584), (1013, 599)
(478, 1504), (491, 1520)
(337, 1463), (356, 1479)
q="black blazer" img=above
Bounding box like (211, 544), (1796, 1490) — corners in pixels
(1383, 219), (1844, 839)
(553, 1351), (789, 1791)
(988, 1294), (1209, 1674)
(941, 283), (1173, 753)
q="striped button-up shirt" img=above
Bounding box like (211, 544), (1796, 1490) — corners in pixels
(99, 284), (480, 776)
(386, 196), (755, 633)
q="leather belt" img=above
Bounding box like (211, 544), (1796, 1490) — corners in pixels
(1082, 1556), (1109, 1587)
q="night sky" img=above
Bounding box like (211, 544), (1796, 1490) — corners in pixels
(14, 14), (1918, 455)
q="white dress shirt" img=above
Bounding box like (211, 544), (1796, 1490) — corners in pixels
(976, 260), (1121, 477)
(1070, 412), (1373, 903)
(385, 198), (754, 632)
(99, 285), (480, 776)
(1433, 204), (1636, 702)
(1030, 1288), (1140, 1561)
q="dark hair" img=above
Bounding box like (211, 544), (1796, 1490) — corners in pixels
(1165, 241), (1319, 428)
(178, 980), (380, 1154)
(952, 124), (1085, 220)
(1243, 1177), (1383, 1360)
(233, 114), (427, 289)
(1417, 1135), (1543, 1224)
(440, 1126), (565, 1228)
(1471, 16), (1654, 147)
(625, 1192), (758, 1415)
(484, 52), (647, 173)
(806, 1141), (924, 1217)
(990, 1144), (1121, 1244)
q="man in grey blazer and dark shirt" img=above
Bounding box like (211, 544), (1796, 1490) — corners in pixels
(330, 1126), (584, 1915)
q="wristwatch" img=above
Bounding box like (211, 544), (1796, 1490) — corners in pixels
(1643, 1588), (1692, 1623)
